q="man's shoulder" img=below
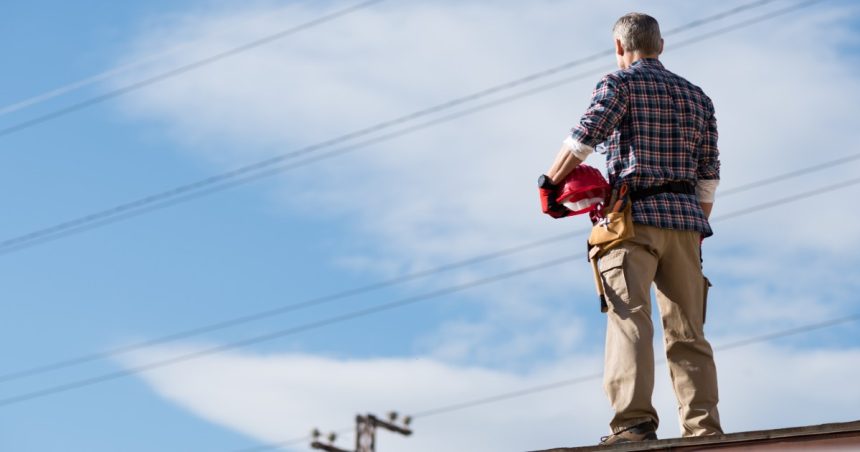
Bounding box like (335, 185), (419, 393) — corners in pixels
(668, 70), (708, 96)
(675, 74), (715, 110)
(639, 63), (714, 105)
(589, 70), (629, 98)
(597, 69), (626, 85)
(654, 65), (710, 95)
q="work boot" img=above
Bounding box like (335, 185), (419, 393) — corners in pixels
(599, 421), (658, 445)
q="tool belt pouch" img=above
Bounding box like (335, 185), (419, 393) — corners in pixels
(587, 202), (634, 253)
(587, 202), (634, 314)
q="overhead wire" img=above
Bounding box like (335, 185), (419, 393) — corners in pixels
(0, 174), (858, 408)
(231, 427), (354, 452)
(0, 66), (605, 256)
(0, 0), (385, 137)
(0, 229), (585, 383)
(0, 1), (783, 121)
(0, 1), (314, 117)
(0, 255), (576, 408)
(719, 152), (860, 196)
(715, 176), (860, 221)
(0, 0), (773, 137)
(3, 148), (858, 384)
(0, 0), (817, 256)
(412, 313), (860, 417)
(231, 312), (860, 452)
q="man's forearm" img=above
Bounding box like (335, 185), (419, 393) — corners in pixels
(546, 144), (583, 185)
(700, 202), (713, 219)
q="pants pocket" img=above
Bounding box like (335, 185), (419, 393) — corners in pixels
(599, 249), (630, 305)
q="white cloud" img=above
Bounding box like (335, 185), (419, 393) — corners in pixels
(124, 342), (860, 451)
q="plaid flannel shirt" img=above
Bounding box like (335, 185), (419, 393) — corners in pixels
(570, 58), (720, 237)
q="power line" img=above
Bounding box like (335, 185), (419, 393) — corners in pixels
(0, 66), (604, 256)
(0, 1), (314, 117)
(0, 1), (779, 120)
(0, 0), (822, 256)
(413, 314), (860, 419)
(0, 255), (574, 408)
(5, 147), (858, 383)
(715, 176), (860, 221)
(659, 0), (822, 49)
(0, 174), (857, 408)
(720, 152), (860, 196)
(0, 229), (584, 383)
(0, 0), (773, 139)
(0, 0), (384, 138)
(234, 430), (352, 452)
(231, 312), (860, 452)
(715, 314), (860, 350)
(662, 0), (776, 35)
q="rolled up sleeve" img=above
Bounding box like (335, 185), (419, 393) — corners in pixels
(561, 135), (594, 160)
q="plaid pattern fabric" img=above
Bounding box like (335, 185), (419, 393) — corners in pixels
(570, 58), (720, 237)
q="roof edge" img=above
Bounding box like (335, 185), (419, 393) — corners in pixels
(531, 419), (860, 452)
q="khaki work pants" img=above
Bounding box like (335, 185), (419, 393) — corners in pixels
(597, 224), (723, 436)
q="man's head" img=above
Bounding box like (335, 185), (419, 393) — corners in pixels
(612, 13), (663, 69)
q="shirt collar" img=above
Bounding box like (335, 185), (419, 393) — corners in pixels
(631, 58), (663, 68)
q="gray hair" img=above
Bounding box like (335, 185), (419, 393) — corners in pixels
(612, 13), (662, 55)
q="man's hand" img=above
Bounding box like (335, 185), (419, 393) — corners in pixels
(540, 141), (586, 218)
(538, 175), (569, 218)
(700, 202), (713, 245)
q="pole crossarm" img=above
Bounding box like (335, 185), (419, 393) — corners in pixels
(310, 441), (352, 452)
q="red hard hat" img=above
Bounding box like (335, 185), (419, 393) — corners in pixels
(556, 164), (610, 215)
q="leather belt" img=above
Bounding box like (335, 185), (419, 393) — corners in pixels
(628, 181), (695, 202)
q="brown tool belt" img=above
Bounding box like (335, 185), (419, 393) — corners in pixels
(628, 181), (695, 202)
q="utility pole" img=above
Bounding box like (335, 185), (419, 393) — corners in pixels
(311, 411), (413, 452)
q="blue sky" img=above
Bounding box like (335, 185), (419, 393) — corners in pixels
(1, 1), (860, 451)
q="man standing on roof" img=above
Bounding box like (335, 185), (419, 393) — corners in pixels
(539, 13), (723, 444)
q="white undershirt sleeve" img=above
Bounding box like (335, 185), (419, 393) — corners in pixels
(696, 179), (720, 203)
(561, 136), (594, 161)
